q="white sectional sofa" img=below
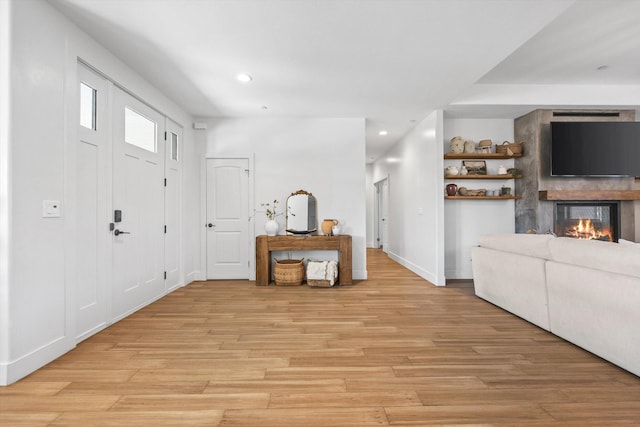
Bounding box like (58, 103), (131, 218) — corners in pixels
(472, 234), (640, 377)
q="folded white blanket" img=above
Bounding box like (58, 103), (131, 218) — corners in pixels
(307, 260), (338, 285)
(326, 261), (338, 285)
(306, 261), (327, 280)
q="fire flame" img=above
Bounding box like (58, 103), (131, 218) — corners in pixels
(565, 218), (612, 242)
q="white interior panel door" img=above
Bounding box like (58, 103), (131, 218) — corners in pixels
(206, 158), (249, 279)
(76, 64), (109, 340)
(112, 88), (165, 319)
(375, 178), (389, 253)
(381, 178), (389, 253)
(164, 119), (182, 291)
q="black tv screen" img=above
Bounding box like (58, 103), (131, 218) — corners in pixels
(551, 121), (640, 176)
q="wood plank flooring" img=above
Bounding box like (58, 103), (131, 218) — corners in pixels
(2, 248), (640, 426)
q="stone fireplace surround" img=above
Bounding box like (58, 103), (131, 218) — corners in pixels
(514, 109), (640, 241)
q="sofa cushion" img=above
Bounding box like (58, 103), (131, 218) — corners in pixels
(477, 233), (555, 260)
(548, 237), (640, 279)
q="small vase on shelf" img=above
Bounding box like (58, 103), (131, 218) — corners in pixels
(322, 219), (339, 236)
(265, 220), (278, 236)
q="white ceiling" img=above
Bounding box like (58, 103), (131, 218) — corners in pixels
(49, 0), (640, 162)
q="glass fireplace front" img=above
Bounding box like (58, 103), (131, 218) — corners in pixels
(555, 202), (619, 242)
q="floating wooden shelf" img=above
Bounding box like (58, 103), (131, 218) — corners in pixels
(539, 190), (640, 201)
(444, 153), (522, 160)
(445, 195), (521, 200)
(445, 174), (522, 180)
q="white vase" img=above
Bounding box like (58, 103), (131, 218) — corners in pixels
(265, 219), (278, 236)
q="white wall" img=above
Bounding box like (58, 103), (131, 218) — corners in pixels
(203, 118), (367, 280)
(1, 0), (201, 385)
(443, 118), (516, 279)
(370, 111), (445, 285)
(0, 0), (12, 378)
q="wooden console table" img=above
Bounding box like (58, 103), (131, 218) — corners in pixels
(256, 235), (352, 286)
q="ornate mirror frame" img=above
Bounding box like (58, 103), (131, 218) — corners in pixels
(286, 189), (317, 235)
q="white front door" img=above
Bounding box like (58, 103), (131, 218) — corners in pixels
(164, 119), (182, 291)
(111, 88), (166, 320)
(206, 158), (250, 279)
(76, 64), (109, 340)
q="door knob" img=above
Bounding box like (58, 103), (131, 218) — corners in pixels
(114, 229), (130, 236)
(207, 223), (215, 228)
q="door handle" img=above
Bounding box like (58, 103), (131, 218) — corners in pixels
(114, 229), (130, 236)
(207, 223), (215, 228)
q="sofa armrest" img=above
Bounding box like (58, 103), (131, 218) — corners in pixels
(472, 246), (551, 330)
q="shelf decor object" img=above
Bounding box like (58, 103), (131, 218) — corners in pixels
(444, 153), (522, 160)
(444, 148), (522, 201)
(445, 174), (522, 180)
(462, 160), (487, 175)
(445, 195), (521, 200)
(495, 141), (523, 156)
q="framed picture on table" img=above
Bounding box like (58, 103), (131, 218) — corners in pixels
(463, 160), (487, 175)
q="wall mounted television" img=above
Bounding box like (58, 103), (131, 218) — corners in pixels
(551, 121), (640, 177)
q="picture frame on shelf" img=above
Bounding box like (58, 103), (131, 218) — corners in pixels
(462, 160), (487, 175)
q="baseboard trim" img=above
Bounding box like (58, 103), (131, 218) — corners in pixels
(387, 252), (444, 286)
(1, 335), (74, 386)
(353, 269), (368, 280)
(186, 270), (204, 283)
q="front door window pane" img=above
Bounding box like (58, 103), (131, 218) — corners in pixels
(80, 82), (96, 130)
(170, 132), (178, 161)
(125, 107), (156, 152)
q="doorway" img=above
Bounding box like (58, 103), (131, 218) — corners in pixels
(75, 64), (109, 340)
(374, 177), (389, 253)
(205, 158), (250, 279)
(75, 63), (183, 339)
(111, 87), (166, 320)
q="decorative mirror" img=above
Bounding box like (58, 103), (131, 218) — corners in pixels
(286, 190), (317, 235)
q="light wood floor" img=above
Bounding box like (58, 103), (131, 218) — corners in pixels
(3, 249), (640, 426)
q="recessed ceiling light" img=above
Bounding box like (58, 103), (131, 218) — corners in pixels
(237, 73), (253, 83)
(379, 130), (388, 136)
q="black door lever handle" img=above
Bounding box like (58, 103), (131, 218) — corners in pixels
(114, 229), (130, 236)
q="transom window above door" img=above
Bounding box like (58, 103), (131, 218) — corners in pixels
(125, 106), (157, 152)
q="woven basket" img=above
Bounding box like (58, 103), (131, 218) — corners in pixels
(308, 279), (334, 287)
(495, 141), (523, 155)
(274, 259), (304, 286)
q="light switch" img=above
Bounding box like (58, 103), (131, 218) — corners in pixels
(43, 200), (61, 218)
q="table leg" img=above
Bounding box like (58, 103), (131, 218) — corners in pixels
(339, 236), (352, 284)
(256, 236), (269, 285)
